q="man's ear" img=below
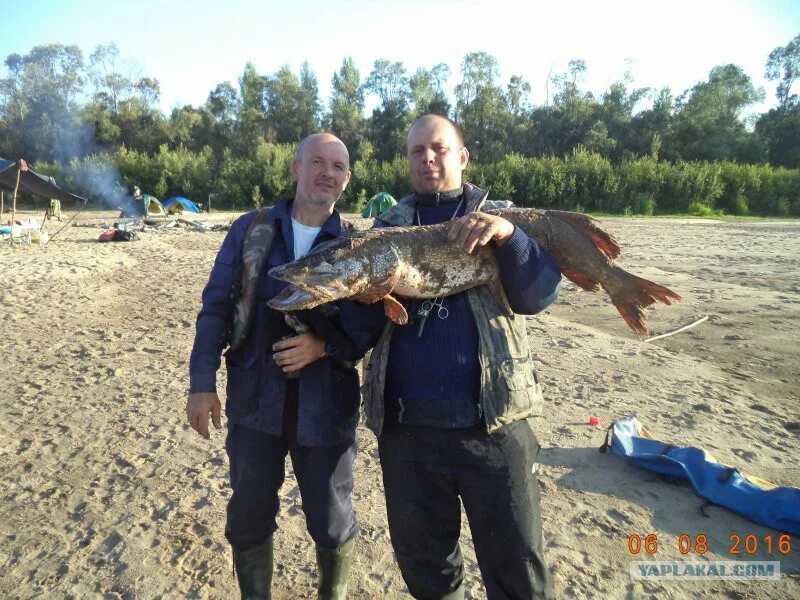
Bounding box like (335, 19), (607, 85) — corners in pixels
(460, 147), (470, 170)
(342, 170), (352, 190)
(290, 160), (300, 181)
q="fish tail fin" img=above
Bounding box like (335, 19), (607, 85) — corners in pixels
(606, 268), (683, 335)
(550, 211), (622, 260)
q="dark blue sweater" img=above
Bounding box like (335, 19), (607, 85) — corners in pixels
(384, 195), (562, 429)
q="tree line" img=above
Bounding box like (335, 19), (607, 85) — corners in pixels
(1, 36), (799, 216)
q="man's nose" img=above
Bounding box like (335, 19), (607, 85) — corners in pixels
(422, 148), (435, 163)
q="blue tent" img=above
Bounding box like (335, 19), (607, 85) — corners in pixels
(163, 196), (201, 214)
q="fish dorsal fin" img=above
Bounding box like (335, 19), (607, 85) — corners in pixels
(547, 210), (621, 260)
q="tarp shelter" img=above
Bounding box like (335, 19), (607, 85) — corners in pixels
(1, 158), (87, 224)
(0, 158), (86, 204)
(361, 191), (397, 218)
(121, 194), (167, 218)
(163, 196), (201, 214)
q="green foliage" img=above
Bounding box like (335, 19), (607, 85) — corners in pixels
(350, 141), (409, 206)
(4, 44), (800, 217)
(686, 201), (721, 217)
(251, 185), (263, 209)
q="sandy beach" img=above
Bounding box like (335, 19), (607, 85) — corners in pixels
(1, 210), (798, 599)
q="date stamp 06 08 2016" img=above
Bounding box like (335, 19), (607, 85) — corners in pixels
(626, 533), (793, 581)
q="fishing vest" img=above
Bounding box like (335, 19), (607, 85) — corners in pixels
(361, 183), (545, 436)
(227, 207), (353, 351)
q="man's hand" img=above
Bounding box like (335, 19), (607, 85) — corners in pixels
(186, 392), (222, 439)
(272, 333), (325, 373)
(448, 212), (515, 253)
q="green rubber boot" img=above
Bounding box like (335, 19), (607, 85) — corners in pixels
(232, 537), (273, 599)
(439, 584), (465, 599)
(316, 537), (356, 599)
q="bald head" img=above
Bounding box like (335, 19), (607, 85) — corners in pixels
(406, 114), (469, 194)
(407, 115), (465, 148)
(296, 132), (350, 167)
(291, 132), (352, 215)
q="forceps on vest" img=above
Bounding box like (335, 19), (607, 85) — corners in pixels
(416, 298), (449, 338)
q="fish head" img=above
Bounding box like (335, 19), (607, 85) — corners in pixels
(267, 237), (373, 311)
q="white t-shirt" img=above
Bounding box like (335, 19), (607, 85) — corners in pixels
(292, 218), (322, 258)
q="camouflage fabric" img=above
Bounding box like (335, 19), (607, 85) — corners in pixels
(228, 207), (353, 351)
(229, 208), (276, 351)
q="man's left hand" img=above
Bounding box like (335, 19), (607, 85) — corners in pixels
(448, 212), (515, 253)
(272, 333), (326, 373)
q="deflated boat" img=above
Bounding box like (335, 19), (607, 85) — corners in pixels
(268, 208), (682, 335)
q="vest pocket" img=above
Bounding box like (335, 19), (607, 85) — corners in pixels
(225, 349), (261, 412)
(490, 357), (544, 421)
(499, 358), (538, 391)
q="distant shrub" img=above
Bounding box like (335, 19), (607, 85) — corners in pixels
(687, 201), (721, 217)
(33, 146), (800, 216)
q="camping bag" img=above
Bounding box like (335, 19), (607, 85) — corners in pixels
(601, 415), (800, 535)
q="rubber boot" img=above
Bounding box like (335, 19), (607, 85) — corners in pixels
(232, 537), (273, 599)
(439, 584), (465, 600)
(316, 537), (355, 599)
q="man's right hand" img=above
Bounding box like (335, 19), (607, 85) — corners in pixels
(186, 392), (222, 439)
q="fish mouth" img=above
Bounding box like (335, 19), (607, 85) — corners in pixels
(268, 285), (325, 311)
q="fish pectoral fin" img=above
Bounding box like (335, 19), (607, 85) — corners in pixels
(382, 295), (409, 325)
(487, 276), (515, 318)
(561, 268), (601, 293)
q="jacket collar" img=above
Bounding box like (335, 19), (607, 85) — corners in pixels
(269, 198), (344, 237)
(377, 183), (489, 227)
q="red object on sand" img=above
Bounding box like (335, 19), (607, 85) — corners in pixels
(98, 229), (115, 242)
(588, 416), (600, 426)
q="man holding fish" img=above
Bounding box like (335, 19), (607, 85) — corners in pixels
(363, 115), (560, 599)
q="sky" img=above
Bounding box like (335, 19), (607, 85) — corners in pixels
(3, 0), (800, 117)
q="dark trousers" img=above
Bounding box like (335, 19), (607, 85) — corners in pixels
(225, 382), (358, 551)
(378, 419), (555, 600)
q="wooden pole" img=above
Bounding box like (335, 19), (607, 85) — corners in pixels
(45, 199), (88, 244)
(10, 162), (22, 227)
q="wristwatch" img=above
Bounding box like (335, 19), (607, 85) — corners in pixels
(324, 342), (337, 358)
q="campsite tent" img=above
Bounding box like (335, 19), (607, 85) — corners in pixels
(120, 194), (167, 218)
(163, 196), (201, 214)
(362, 191), (397, 218)
(0, 157), (86, 204)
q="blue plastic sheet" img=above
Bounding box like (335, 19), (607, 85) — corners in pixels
(604, 415), (800, 535)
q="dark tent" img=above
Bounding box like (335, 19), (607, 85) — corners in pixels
(0, 158), (86, 203)
(121, 194), (167, 218)
(163, 196), (201, 214)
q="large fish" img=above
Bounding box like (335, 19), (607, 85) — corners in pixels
(267, 208), (682, 335)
